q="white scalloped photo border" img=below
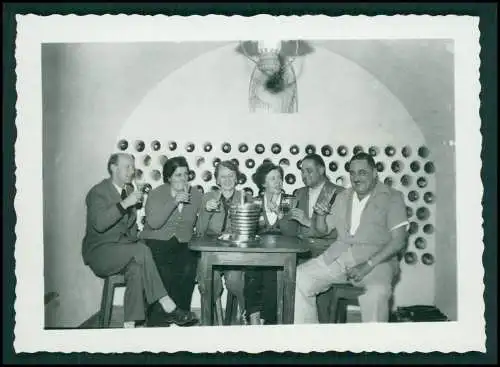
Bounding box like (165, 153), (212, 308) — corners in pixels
(13, 14), (483, 354)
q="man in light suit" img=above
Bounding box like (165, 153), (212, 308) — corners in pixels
(294, 152), (409, 324)
(82, 153), (198, 328)
(288, 153), (344, 322)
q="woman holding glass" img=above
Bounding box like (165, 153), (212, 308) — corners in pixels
(196, 160), (248, 322)
(244, 161), (297, 325)
(140, 156), (202, 321)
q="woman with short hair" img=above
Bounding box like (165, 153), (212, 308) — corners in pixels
(244, 161), (297, 325)
(196, 160), (248, 323)
(140, 156), (202, 322)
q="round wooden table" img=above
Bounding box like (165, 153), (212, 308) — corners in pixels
(189, 234), (310, 325)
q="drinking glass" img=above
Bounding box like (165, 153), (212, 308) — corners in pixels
(279, 194), (296, 216)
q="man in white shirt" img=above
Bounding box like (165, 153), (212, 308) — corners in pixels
(289, 154), (344, 258)
(294, 152), (409, 324)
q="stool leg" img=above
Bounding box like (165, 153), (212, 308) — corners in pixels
(336, 299), (348, 323)
(215, 297), (224, 326)
(224, 292), (235, 326)
(329, 289), (340, 324)
(100, 279), (114, 328)
(230, 293), (239, 325)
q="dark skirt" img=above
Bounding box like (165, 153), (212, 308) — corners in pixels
(244, 268), (278, 324)
(145, 237), (198, 311)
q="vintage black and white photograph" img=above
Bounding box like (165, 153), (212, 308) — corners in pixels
(14, 15), (483, 353)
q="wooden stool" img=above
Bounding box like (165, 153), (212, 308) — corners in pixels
(213, 291), (239, 326)
(329, 284), (365, 323)
(99, 274), (126, 328)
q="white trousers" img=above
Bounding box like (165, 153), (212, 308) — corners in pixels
(294, 248), (397, 324)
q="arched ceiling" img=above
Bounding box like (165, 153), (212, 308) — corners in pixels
(316, 40), (455, 143)
(165, 40), (455, 144)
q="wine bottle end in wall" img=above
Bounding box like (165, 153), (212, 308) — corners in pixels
(245, 158), (255, 169)
(289, 145), (300, 155)
(168, 141), (177, 151)
(353, 145), (364, 155)
(376, 162), (385, 172)
(238, 173), (247, 185)
(188, 170), (196, 181)
(203, 142), (213, 152)
(255, 144), (265, 154)
(417, 177), (428, 188)
(423, 192), (435, 204)
(410, 161), (421, 172)
(401, 174), (412, 187)
(404, 251), (418, 265)
(305, 144), (316, 155)
(368, 146), (379, 157)
(185, 142), (195, 153)
(135, 140), (145, 152)
(418, 146), (430, 158)
(151, 140), (161, 151)
(143, 155), (152, 166)
(279, 158), (290, 168)
(416, 207), (430, 221)
(402, 146), (412, 158)
(202, 170), (212, 182)
(424, 161), (435, 174)
(321, 145), (332, 157)
(151, 170), (161, 181)
(271, 143), (282, 154)
(391, 160), (403, 173)
(337, 145), (348, 157)
(408, 190), (419, 202)
(415, 237), (427, 250)
(238, 143), (248, 153)
(285, 173), (296, 185)
(213, 157), (221, 168)
(118, 139), (129, 151)
(222, 142), (231, 153)
(385, 145), (396, 157)
(421, 253), (434, 265)
(329, 161), (338, 172)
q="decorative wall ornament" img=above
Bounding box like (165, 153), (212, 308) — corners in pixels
(240, 40), (300, 113)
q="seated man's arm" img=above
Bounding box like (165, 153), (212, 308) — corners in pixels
(367, 192), (409, 267)
(87, 190), (125, 233)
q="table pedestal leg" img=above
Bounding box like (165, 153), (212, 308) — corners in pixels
(200, 252), (213, 326)
(283, 254), (297, 324)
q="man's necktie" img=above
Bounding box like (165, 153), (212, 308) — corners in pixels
(120, 188), (127, 200)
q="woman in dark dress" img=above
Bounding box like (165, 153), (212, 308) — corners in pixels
(244, 162), (297, 325)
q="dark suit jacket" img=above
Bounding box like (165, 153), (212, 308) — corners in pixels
(82, 178), (139, 264)
(292, 179), (344, 256)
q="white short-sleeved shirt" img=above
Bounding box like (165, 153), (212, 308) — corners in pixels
(308, 181), (326, 218)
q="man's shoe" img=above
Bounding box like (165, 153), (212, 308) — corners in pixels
(147, 302), (198, 327)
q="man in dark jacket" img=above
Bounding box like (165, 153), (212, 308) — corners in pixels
(82, 153), (198, 328)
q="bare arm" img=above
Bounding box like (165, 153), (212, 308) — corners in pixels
(368, 226), (407, 267)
